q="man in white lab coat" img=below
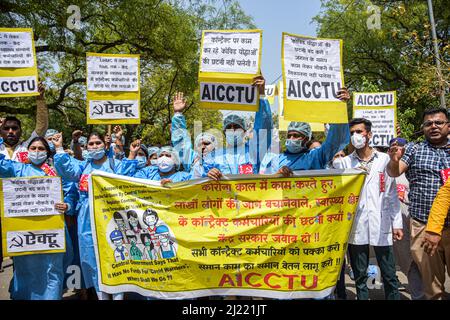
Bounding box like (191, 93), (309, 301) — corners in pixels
(341, 118), (403, 300)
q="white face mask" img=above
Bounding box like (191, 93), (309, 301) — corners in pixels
(225, 130), (245, 147)
(157, 156), (175, 173)
(351, 133), (366, 149)
(332, 157), (344, 169)
(150, 159), (158, 166)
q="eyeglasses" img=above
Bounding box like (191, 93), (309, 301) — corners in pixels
(422, 120), (448, 128)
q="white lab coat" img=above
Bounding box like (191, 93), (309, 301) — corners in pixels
(342, 150), (402, 246)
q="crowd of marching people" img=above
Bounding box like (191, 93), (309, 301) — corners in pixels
(0, 76), (449, 301)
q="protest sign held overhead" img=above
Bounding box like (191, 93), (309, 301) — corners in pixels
(353, 91), (397, 147)
(1, 176), (65, 257)
(277, 81), (324, 132)
(86, 53), (141, 124)
(282, 33), (347, 123)
(90, 170), (365, 299)
(0, 28), (39, 97)
(199, 30), (262, 112)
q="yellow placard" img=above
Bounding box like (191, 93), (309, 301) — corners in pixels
(281, 32), (347, 123)
(1, 176), (65, 257)
(353, 91), (397, 147)
(86, 52), (141, 124)
(198, 29), (263, 112)
(0, 28), (39, 97)
(90, 170), (365, 299)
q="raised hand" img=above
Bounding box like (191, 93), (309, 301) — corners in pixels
(252, 75), (265, 96)
(173, 92), (187, 113)
(388, 141), (405, 162)
(337, 87), (350, 102)
(53, 133), (63, 148)
(72, 130), (83, 143)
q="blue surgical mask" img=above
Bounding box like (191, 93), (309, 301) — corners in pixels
(285, 139), (306, 153)
(28, 151), (48, 165)
(88, 148), (105, 160)
(48, 141), (56, 153)
(136, 156), (147, 169)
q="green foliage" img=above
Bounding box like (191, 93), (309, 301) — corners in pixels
(314, 0), (449, 141)
(0, 0), (254, 146)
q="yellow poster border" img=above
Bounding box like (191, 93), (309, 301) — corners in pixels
(198, 29), (263, 112)
(281, 32), (346, 124)
(353, 91), (397, 139)
(86, 52), (141, 124)
(0, 28), (39, 97)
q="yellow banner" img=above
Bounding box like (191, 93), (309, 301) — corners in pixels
(198, 29), (263, 112)
(281, 33), (347, 123)
(90, 170), (365, 299)
(353, 91), (397, 147)
(1, 176), (65, 257)
(0, 28), (39, 97)
(86, 52), (141, 124)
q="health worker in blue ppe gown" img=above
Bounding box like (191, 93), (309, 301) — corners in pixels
(52, 132), (139, 300)
(0, 137), (70, 300)
(259, 87), (352, 176)
(130, 140), (190, 185)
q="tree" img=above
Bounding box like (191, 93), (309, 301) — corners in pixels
(313, 0), (449, 141)
(0, 0), (255, 147)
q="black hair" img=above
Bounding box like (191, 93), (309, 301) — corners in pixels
(422, 107), (448, 121)
(27, 137), (51, 159)
(127, 210), (142, 230)
(139, 145), (149, 158)
(349, 118), (372, 133)
(142, 208), (159, 226)
(113, 211), (124, 222)
(2, 116), (21, 129)
(140, 233), (155, 250)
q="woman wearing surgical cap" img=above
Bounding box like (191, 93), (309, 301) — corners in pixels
(52, 132), (139, 300)
(132, 144), (190, 185)
(0, 137), (71, 300)
(259, 87), (352, 175)
(171, 76), (273, 180)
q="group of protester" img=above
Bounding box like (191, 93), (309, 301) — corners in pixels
(0, 76), (448, 300)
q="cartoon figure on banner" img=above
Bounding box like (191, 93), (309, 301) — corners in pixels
(129, 240), (143, 260)
(155, 225), (177, 259)
(110, 229), (130, 262)
(113, 211), (129, 243)
(125, 210), (145, 244)
(140, 233), (157, 260)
